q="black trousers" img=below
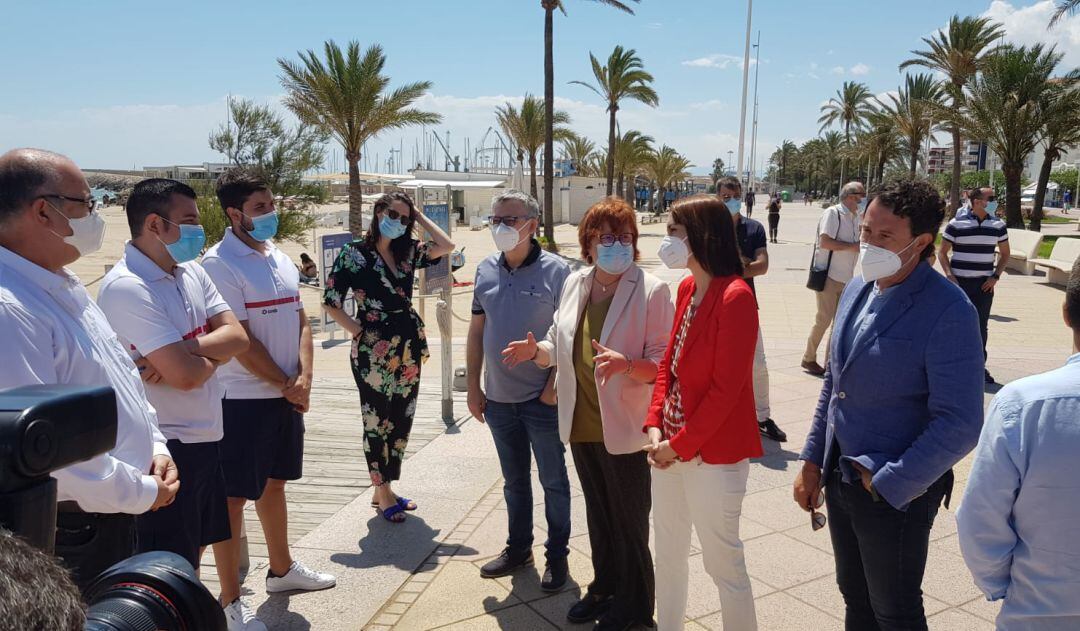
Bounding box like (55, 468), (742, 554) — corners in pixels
(570, 442), (654, 625)
(54, 505), (136, 594)
(768, 213), (780, 240)
(956, 275), (994, 359)
(825, 470), (950, 631)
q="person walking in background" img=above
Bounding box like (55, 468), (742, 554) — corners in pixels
(203, 168), (336, 631)
(503, 197), (673, 629)
(767, 194), (781, 243)
(938, 186), (1010, 384)
(98, 179), (249, 573)
(645, 194), (761, 631)
(322, 191), (454, 523)
(744, 188), (755, 217)
(793, 180), (984, 631)
(1064, 188), (1072, 214)
(801, 181), (865, 376)
(467, 191), (572, 591)
(298, 252), (318, 283)
(717, 176), (786, 443)
(956, 258), (1080, 630)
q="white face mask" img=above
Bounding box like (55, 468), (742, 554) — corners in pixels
(47, 201), (106, 256)
(491, 222), (527, 253)
(857, 238), (919, 282)
(657, 235), (690, 269)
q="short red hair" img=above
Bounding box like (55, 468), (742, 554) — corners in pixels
(578, 197), (640, 263)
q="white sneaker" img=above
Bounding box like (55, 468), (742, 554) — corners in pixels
(265, 561), (336, 593)
(223, 598), (267, 631)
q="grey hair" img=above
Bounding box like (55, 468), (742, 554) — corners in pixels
(0, 148), (68, 223)
(839, 181), (866, 201)
(492, 189), (540, 218)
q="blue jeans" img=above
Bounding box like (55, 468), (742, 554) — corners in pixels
(484, 398), (571, 560)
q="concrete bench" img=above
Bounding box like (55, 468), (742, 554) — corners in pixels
(1033, 237), (1080, 285)
(1006, 228), (1044, 275)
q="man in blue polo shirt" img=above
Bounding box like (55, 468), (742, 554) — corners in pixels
(467, 190), (572, 591)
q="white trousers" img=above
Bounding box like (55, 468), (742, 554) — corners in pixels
(652, 458), (757, 631)
(753, 330), (770, 423)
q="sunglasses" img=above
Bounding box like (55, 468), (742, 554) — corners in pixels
(599, 233), (634, 247)
(381, 207), (412, 225)
(41, 193), (95, 214)
(487, 215), (529, 227)
(811, 490), (827, 531)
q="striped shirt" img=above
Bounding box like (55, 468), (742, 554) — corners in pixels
(662, 303), (697, 443)
(943, 213), (1008, 278)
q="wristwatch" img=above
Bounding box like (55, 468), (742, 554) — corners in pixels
(991, 273), (1001, 280)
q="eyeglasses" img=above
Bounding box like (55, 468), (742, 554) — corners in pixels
(487, 215), (529, 227)
(811, 490), (827, 531)
(985, 197), (996, 202)
(40, 194), (95, 214)
(381, 208), (412, 225)
(599, 233), (634, 247)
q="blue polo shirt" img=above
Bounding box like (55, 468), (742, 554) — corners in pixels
(472, 240), (571, 404)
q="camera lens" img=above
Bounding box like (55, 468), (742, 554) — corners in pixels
(83, 551), (225, 631)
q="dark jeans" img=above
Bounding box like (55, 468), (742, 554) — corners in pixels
(768, 213), (780, 241)
(54, 505), (136, 594)
(571, 442), (654, 624)
(825, 470), (950, 631)
(485, 398), (571, 560)
(956, 275), (994, 359)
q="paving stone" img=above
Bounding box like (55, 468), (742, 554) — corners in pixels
(393, 560), (521, 631)
(960, 595), (1002, 623)
(926, 608), (996, 630)
(438, 603), (557, 630)
(696, 591), (841, 630)
(684, 553), (776, 620)
(492, 543), (595, 603)
(741, 486), (815, 533)
(785, 573), (949, 621)
(743, 533), (834, 590)
(922, 545), (985, 606)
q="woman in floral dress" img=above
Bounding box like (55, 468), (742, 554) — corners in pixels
(323, 192), (454, 522)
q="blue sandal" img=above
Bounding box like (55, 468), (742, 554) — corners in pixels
(377, 502), (406, 523)
(371, 496), (418, 511)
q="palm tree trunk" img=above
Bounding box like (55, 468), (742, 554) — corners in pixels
(529, 152), (539, 201)
(617, 172), (625, 199)
(949, 122), (962, 213)
(347, 150), (363, 237)
(1003, 161), (1025, 230)
(542, 5), (556, 245)
(1031, 150), (1055, 232)
(605, 108), (617, 196)
(909, 143), (918, 178)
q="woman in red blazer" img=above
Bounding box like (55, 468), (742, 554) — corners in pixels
(644, 193), (762, 630)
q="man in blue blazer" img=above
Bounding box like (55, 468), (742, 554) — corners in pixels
(793, 179), (984, 631)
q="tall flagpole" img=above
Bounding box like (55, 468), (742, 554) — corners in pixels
(749, 31), (761, 194)
(735, 0), (754, 188)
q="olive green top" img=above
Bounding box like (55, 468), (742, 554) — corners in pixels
(570, 295), (613, 443)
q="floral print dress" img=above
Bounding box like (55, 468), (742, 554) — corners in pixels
(323, 239), (440, 486)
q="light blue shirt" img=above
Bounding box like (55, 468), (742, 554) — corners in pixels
(956, 353), (1080, 630)
(840, 282), (892, 361)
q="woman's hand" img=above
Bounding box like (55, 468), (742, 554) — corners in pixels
(592, 340), (629, 385)
(502, 332), (538, 368)
(643, 427), (662, 453)
(645, 432), (677, 469)
(346, 318), (364, 339)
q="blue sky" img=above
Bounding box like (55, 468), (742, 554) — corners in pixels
(2, 1), (1076, 175)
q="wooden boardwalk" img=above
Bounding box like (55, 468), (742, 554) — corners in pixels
(199, 374), (468, 597)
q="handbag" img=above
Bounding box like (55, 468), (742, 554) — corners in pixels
(806, 208), (841, 292)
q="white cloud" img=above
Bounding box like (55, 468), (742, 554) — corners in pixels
(983, 0), (1080, 67)
(850, 63), (871, 76)
(830, 66), (846, 75)
(688, 99), (726, 111)
(681, 54), (756, 70)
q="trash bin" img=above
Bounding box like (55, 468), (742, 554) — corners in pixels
(781, 190), (791, 202)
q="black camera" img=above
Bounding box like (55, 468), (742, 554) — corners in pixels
(0, 386), (225, 631)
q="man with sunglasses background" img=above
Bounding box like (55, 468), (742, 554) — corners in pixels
(0, 148), (179, 589)
(938, 186), (1010, 384)
(466, 190), (572, 589)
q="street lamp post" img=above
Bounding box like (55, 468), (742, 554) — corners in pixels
(749, 31), (762, 195)
(735, 0), (754, 189)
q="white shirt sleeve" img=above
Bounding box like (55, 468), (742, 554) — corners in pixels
(202, 256), (248, 321)
(0, 302), (159, 514)
(195, 264), (231, 319)
(820, 207), (840, 239)
(97, 276), (183, 356)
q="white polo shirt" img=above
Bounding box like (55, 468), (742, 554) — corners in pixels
(812, 204), (861, 284)
(97, 243), (231, 443)
(202, 229), (302, 399)
(0, 245), (169, 515)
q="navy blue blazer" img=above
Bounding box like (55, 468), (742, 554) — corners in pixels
(800, 262), (985, 510)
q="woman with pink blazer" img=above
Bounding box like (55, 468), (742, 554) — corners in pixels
(503, 198), (674, 629)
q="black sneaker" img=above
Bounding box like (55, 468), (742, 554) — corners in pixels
(758, 418), (787, 442)
(985, 369), (996, 384)
(594, 614), (653, 631)
(479, 547), (533, 578)
(567, 593), (613, 623)
(540, 556), (569, 592)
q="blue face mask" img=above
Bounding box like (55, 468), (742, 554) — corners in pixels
(726, 198), (742, 216)
(244, 210), (279, 242)
(596, 242), (634, 275)
(160, 220), (206, 264)
(857, 198), (867, 213)
(379, 213), (408, 240)
(985, 200), (999, 214)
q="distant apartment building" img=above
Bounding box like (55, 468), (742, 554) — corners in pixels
(928, 140), (987, 175)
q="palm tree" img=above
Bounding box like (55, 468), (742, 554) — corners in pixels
(495, 95), (572, 201)
(559, 132), (596, 175)
(571, 45), (659, 195)
(776, 139), (797, 183)
(818, 81), (874, 193)
(861, 106), (905, 186)
(900, 15), (1003, 212)
(541, 1), (638, 245)
(1031, 74), (1080, 230)
(955, 45), (1063, 228)
(613, 129), (654, 199)
(821, 131), (845, 197)
(278, 41), (440, 237)
(1050, 0), (1080, 27)
(644, 146), (691, 210)
(881, 73), (946, 177)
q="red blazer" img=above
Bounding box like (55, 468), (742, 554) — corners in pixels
(644, 274), (763, 464)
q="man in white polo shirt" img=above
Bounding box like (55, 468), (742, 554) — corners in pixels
(202, 167), (334, 631)
(0, 148), (179, 590)
(97, 179), (249, 575)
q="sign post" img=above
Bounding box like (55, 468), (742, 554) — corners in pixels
(318, 232), (355, 340)
(418, 186), (454, 424)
